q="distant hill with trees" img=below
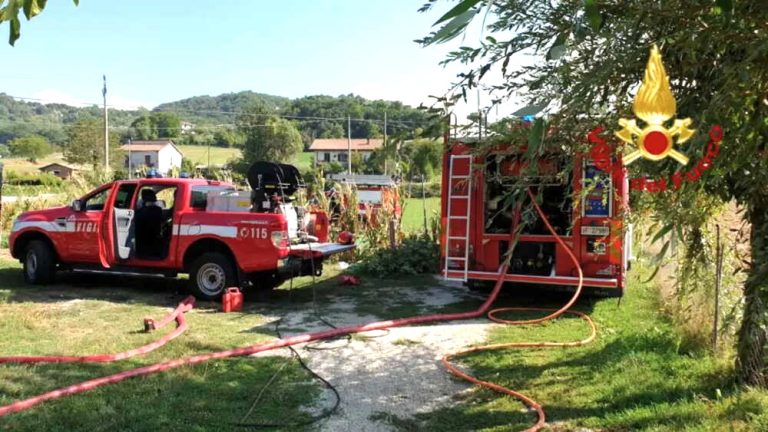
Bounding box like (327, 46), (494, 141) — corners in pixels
(0, 91), (435, 156)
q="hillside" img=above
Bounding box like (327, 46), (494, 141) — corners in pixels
(0, 91), (434, 154)
(153, 91), (292, 125)
(0, 93), (145, 146)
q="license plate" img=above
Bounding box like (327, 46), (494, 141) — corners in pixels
(581, 226), (609, 236)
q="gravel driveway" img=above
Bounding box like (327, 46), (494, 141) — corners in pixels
(252, 277), (493, 431)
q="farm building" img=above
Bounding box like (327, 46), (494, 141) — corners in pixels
(121, 140), (184, 175)
(309, 138), (383, 165)
(39, 163), (77, 180)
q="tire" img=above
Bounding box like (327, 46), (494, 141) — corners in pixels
(188, 252), (238, 300)
(23, 240), (56, 285)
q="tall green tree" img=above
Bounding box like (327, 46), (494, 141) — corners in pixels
(406, 139), (442, 180)
(151, 112), (181, 138)
(237, 108), (302, 168)
(129, 112), (181, 140)
(8, 134), (51, 162)
(129, 115), (156, 140)
(64, 118), (121, 169)
(422, 0), (768, 385)
(213, 129), (244, 148)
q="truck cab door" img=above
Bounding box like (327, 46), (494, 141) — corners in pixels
(112, 183), (138, 260)
(100, 183), (138, 266)
(68, 185), (112, 264)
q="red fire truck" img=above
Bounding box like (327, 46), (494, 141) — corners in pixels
(440, 139), (631, 296)
(327, 173), (402, 221)
(9, 162), (354, 300)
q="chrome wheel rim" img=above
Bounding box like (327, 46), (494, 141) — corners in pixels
(25, 250), (38, 279)
(197, 263), (225, 296)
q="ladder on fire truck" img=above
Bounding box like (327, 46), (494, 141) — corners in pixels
(443, 154), (473, 281)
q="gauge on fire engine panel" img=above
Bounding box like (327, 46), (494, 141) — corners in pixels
(582, 163), (611, 218)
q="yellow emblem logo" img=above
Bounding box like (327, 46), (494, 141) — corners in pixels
(615, 45), (695, 165)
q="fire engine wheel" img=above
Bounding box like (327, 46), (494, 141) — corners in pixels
(23, 240), (56, 285)
(189, 253), (238, 300)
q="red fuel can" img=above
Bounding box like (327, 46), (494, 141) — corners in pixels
(221, 287), (243, 313)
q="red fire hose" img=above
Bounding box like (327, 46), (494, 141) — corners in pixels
(442, 189), (592, 431)
(0, 189), (591, 432)
(0, 296), (195, 364)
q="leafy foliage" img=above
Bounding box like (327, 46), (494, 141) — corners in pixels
(8, 134), (51, 162)
(351, 235), (439, 276)
(63, 118), (121, 169)
(236, 107), (303, 169)
(423, 0), (768, 385)
(0, 0), (79, 46)
(0, 93), (142, 146)
(129, 112), (182, 139)
(401, 139), (442, 180)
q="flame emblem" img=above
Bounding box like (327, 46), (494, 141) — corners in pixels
(616, 45), (695, 165)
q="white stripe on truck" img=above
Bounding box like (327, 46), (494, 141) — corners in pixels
(173, 224), (238, 238)
(11, 221), (64, 233)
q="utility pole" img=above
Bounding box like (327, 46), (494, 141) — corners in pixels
(347, 115), (352, 174)
(102, 75), (109, 171)
(383, 111), (388, 175)
(127, 138), (132, 179)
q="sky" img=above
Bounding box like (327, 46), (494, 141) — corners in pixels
(0, 0), (520, 120)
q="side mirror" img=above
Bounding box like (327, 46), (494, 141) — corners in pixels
(71, 199), (83, 212)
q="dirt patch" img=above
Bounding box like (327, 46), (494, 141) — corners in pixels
(251, 281), (492, 431)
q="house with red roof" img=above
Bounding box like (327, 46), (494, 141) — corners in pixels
(308, 138), (383, 166)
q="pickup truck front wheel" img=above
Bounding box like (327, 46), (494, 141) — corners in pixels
(189, 253), (238, 300)
(23, 240), (56, 285)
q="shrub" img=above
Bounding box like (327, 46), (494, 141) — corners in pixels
(402, 180), (441, 198)
(4, 171), (63, 187)
(350, 235), (439, 276)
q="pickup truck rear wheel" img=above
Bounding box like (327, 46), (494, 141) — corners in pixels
(23, 240), (56, 285)
(188, 252), (238, 300)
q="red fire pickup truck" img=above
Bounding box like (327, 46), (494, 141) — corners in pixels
(9, 162), (354, 299)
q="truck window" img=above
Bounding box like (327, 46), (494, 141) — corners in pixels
(114, 184), (137, 209)
(83, 188), (110, 212)
(136, 185), (178, 211)
(190, 185), (236, 209)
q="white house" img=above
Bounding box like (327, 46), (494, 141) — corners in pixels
(180, 121), (196, 134)
(121, 140), (184, 175)
(308, 138), (384, 165)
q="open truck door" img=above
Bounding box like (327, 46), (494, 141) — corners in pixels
(100, 182), (140, 267)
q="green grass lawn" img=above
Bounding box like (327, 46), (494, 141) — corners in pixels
(401, 197), (440, 233)
(0, 257), (324, 431)
(296, 152), (313, 171)
(0, 249), (766, 431)
(376, 263), (768, 431)
(175, 145), (241, 166)
(1, 153), (69, 175)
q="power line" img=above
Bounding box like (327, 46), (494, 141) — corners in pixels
(1, 94), (429, 127)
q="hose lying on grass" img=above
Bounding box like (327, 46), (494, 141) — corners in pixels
(441, 189), (593, 432)
(0, 189), (593, 432)
(0, 296), (195, 364)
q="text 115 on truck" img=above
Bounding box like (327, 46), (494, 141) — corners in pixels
(9, 162), (354, 300)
